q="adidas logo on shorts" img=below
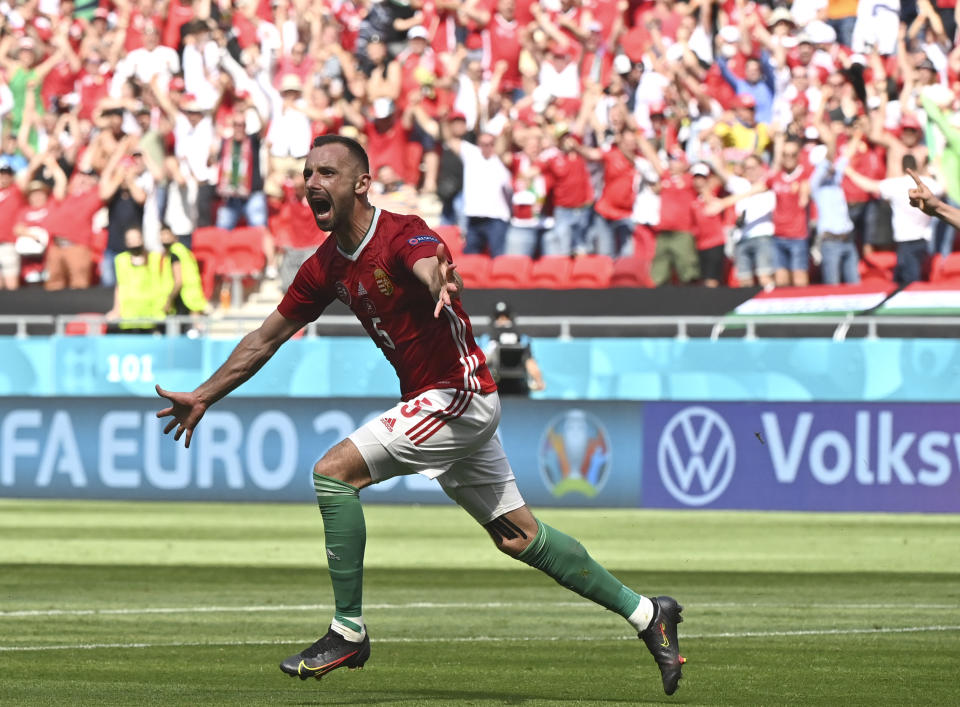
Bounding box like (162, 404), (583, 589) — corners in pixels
(380, 417), (396, 432)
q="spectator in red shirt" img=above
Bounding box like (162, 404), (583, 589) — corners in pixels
(482, 0), (525, 98)
(0, 165), (25, 290)
(43, 159), (103, 290)
(650, 153), (699, 286)
(769, 137), (812, 286)
(541, 126), (594, 256)
(576, 129), (641, 257)
(690, 163), (729, 288)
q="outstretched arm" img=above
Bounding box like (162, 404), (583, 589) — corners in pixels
(155, 309), (304, 446)
(412, 242), (463, 318)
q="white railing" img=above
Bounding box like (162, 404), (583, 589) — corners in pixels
(1, 313), (959, 341)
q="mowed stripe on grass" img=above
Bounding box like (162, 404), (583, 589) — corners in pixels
(1, 500), (958, 705)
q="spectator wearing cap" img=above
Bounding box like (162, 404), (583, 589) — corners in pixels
(444, 129), (513, 257)
(12, 151), (67, 286)
(650, 152), (700, 286)
(0, 165), (25, 290)
(922, 89), (960, 259)
(264, 74), (312, 200)
(541, 126), (594, 256)
(42, 156), (104, 290)
(690, 163), (729, 288)
(717, 51), (777, 124)
(768, 136), (812, 287)
(714, 94), (772, 160)
(580, 19), (614, 87)
(870, 111), (928, 178)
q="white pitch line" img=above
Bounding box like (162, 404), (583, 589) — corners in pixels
(1, 601), (958, 618)
(1, 625), (959, 653)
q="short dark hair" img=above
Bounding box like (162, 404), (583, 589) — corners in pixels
(902, 154), (919, 173)
(311, 135), (370, 174)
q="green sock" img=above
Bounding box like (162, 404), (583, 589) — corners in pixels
(517, 519), (642, 619)
(313, 473), (366, 633)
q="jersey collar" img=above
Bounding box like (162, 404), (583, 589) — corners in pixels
(337, 206), (381, 261)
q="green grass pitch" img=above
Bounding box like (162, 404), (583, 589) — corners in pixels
(1, 499), (958, 705)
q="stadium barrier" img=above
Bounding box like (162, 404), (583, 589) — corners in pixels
(2, 397), (958, 513)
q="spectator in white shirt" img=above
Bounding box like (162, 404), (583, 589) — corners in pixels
(846, 152), (942, 284)
(265, 74), (312, 197)
(444, 130), (513, 257)
(117, 24), (179, 90)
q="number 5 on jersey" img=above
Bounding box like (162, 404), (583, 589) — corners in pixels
(372, 317), (396, 349)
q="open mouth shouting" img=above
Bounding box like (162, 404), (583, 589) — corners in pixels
(309, 192), (333, 224)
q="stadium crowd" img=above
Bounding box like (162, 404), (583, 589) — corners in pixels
(1, 0), (959, 296)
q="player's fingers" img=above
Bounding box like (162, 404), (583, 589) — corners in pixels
(433, 297), (443, 318)
(905, 167), (923, 187)
(174, 425), (184, 441)
(155, 384), (169, 399)
(185, 429), (193, 449)
(156, 407), (173, 419)
(436, 242), (448, 263)
(163, 418), (178, 434)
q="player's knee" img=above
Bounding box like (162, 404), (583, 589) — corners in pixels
(494, 534), (533, 558)
(312, 440), (371, 488)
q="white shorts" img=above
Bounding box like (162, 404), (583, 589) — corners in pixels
(0, 243), (20, 279)
(348, 389), (526, 524)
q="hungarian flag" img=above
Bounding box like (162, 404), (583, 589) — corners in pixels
(874, 282), (960, 316)
(728, 283), (896, 319)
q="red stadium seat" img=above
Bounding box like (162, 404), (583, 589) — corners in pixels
(434, 225), (464, 258)
(859, 250), (897, 283)
(570, 255), (614, 288)
(930, 253), (960, 283)
(610, 256), (653, 288)
(454, 254), (492, 288)
(488, 255), (533, 288)
(530, 256), (572, 288)
(218, 226), (267, 305)
(63, 313), (107, 336)
(191, 226), (226, 299)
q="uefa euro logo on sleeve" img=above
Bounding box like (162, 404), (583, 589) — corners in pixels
(538, 410), (611, 498)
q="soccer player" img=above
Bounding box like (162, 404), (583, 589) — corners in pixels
(155, 135), (685, 695)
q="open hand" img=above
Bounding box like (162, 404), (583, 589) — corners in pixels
(155, 384), (207, 448)
(432, 242), (460, 318)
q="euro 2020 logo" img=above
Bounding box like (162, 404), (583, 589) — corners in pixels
(539, 410), (611, 498)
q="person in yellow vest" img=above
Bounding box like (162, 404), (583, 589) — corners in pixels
(106, 227), (166, 332)
(159, 225), (208, 316)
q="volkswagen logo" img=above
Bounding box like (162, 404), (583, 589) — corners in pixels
(657, 406), (735, 506)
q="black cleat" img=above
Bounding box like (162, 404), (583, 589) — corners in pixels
(279, 626), (371, 681)
(639, 596), (686, 695)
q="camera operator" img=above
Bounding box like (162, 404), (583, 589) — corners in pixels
(482, 301), (545, 396)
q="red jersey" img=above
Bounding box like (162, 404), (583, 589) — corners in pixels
(657, 172), (695, 232)
(44, 186), (102, 248)
(481, 14), (523, 93)
(278, 208), (497, 400)
(364, 119), (412, 183)
(691, 193), (728, 251)
(0, 186), (24, 244)
(543, 149), (593, 208)
(595, 145), (637, 221)
(838, 136), (886, 204)
(768, 166), (809, 239)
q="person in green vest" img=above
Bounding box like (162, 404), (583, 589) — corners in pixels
(159, 225), (208, 317)
(921, 91), (960, 259)
(106, 227), (165, 332)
